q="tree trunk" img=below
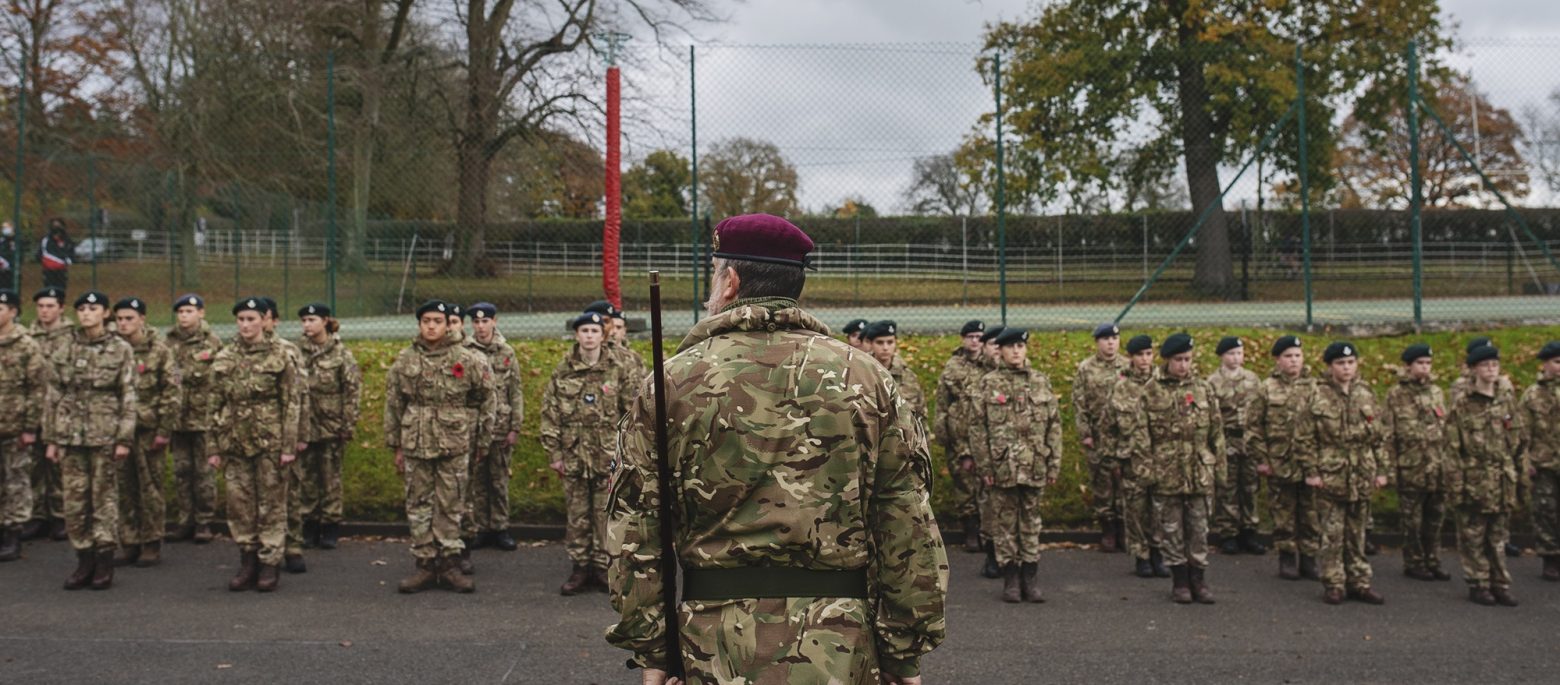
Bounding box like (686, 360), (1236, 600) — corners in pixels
(454, 135), (490, 273)
(451, 7), (502, 277)
(1174, 16), (1234, 298)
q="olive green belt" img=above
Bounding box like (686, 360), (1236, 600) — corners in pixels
(681, 567), (869, 601)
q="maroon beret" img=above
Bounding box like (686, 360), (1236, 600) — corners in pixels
(712, 214), (814, 269)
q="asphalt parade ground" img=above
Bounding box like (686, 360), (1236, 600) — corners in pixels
(3, 536), (1558, 684)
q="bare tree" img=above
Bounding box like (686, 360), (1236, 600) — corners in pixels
(902, 153), (983, 216)
(700, 137), (799, 219)
(1522, 89), (1560, 197)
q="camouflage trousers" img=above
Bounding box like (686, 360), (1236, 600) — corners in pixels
(678, 596), (879, 685)
(946, 443), (980, 519)
(1533, 469), (1560, 558)
(225, 453), (288, 566)
(1315, 495), (1374, 591)
(1089, 452), (1124, 525)
(0, 435), (32, 527)
(116, 430), (167, 547)
(60, 446), (118, 552)
(1453, 504), (1511, 590)
(1154, 494), (1210, 568)
(1399, 489), (1449, 573)
(285, 459), (305, 556)
(29, 441), (63, 523)
(1212, 452), (1261, 538)
(298, 440), (345, 525)
(462, 442), (512, 536)
(1268, 479), (1321, 556)
(168, 431), (218, 527)
(404, 453), (466, 560)
(563, 473), (610, 570)
(988, 485), (1045, 565)
(1121, 470), (1159, 560)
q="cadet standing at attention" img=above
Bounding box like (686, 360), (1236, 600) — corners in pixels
(587, 299), (647, 383)
(1384, 343), (1453, 582)
(111, 297), (177, 568)
(973, 324), (1005, 579)
(543, 310), (632, 595)
(1247, 335), (1322, 581)
(461, 303), (521, 552)
(165, 294), (222, 544)
(1208, 336), (1265, 556)
(1075, 322), (1128, 553)
(44, 291), (136, 590)
(1104, 334), (1166, 578)
(0, 289), (46, 562)
(1451, 337), (1524, 560)
(1521, 342), (1560, 582)
(296, 304), (361, 551)
(1446, 341), (1523, 607)
(937, 319), (987, 552)
(25, 286), (73, 542)
(384, 300), (491, 594)
(606, 214), (946, 684)
(259, 298), (311, 575)
(866, 321), (928, 424)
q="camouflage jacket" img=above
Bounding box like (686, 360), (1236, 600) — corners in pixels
(1073, 352), (1129, 448)
(1520, 376), (1560, 474)
(605, 297), (947, 676)
(272, 332), (309, 447)
(1296, 377), (1386, 502)
(1127, 367), (1225, 496)
(1207, 366), (1261, 455)
(165, 321), (224, 432)
(935, 348), (986, 459)
(1245, 369), (1318, 483)
(28, 319), (75, 362)
(887, 353), (927, 423)
(299, 335), (363, 443)
(122, 328), (180, 438)
(539, 345), (632, 476)
(465, 332), (524, 438)
(383, 337), (495, 460)
(1450, 370), (1516, 405)
(1102, 365), (1154, 475)
(208, 336), (302, 459)
(0, 325), (47, 437)
(43, 328), (137, 448)
(608, 339), (648, 399)
(967, 363), (1063, 487)
(1384, 373), (1451, 492)
(1446, 385), (1525, 513)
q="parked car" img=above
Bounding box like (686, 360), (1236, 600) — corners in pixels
(75, 237), (125, 263)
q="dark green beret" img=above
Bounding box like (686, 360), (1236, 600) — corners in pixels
(980, 325), (1006, 344)
(1467, 343), (1499, 367)
(74, 290), (109, 309)
(174, 293), (204, 310)
(447, 303), (463, 319)
(112, 297), (146, 315)
(298, 302), (331, 318)
(993, 327), (1029, 346)
(1401, 343), (1432, 363)
(842, 319), (868, 336)
(863, 320), (898, 341)
(1093, 322), (1120, 339)
(585, 300), (618, 318)
(571, 311), (607, 330)
(1466, 337), (1493, 354)
(414, 300), (449, 319)
(961, 320), (985, 336)
(1160, 332), (1193, 357)
(1125, 334), (1153, 355)
(234, 297), (266, 316)
(258, 297), (278, 316)
(1271, 335), (1302, 357)
(0, 289), (18, 308)
(1538, 341), (1560, 361)
(33, 287), (64, 303)
(1323, 341), (1357, 364)
(1216, 336), (1243, 356)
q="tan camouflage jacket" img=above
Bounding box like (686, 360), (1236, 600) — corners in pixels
(1521, 375), (1560, 474)
(122, 328), (180, 438)
(1127, 367), (1225, 496)
(1446, 384), (1525, 513)
(299, 334), (362, 443)
(887, 353), (927, 422)
(383, 337), (494, 460)
(1102, 365), (1154, 477)
(967, 363), (1063, 487)
(208, 336), (302, 459)
(1450, 370), (1515, 405)
(1245, 369), (1317, 483)
(935, 348), (986, 459)
(165, 321), (224, 432)
(1208, 365), (1261, 455)
(605, 297), (947, 676)
(1073, 352), (1129, 449)
(271, 332), (310, 447)
(1296, 377), (1386, 502)
(1384, 372), (1450, 492)
(0, 325), (47, 437)
(465, 332), (523, 439)
(43, 328), (137, 448)
(540, 345), (632, 476)
(608, 338), (647, 399)
(28, 319), (75, 361)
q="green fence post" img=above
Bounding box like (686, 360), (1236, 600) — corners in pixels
(10, 40), (25, 292)
(1407, 40), (1424, 330)
(689, 45), (700, 324)
(994, 50), (1007, 325)
(1296, 44), (1313, 329)
(326, 48), (339, 314)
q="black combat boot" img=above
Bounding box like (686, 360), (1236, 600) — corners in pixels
(90, 548), (115, 590)
(1020, 562), (1044, 603)
(590, 566), (611, 593)
(981, 541), (1000, 579)
(962, 517), (982, 553)
(1504, 541), (1522, 557)
(465, 534), (486, 551)
(1238, 529), (1267, 555)
(284, 553), (307, 574)
(1098, 521), (1118, 553)
(1134, 557), (1154, 578)
(1299, 554), (1320, 580)
(301, 520), (319, 549)
(20, 519), (47, 541)
(228, 550), (258, 591)
(1468, 587), (1497, 606)
(64, 549), (95, 590)
(1169, 565), (1192, 604)
(318, 522), (340, 550)
(1218, 535), (1240, 555)
(398, 558), (438, 594)
(1278, 551), (1300, 580)
(1000, 563), (1021, 603)
(493, 530), (518, 552)
(48, 518), (67, 541)
(456, 548), (474, 576)
(560, 564), (589, 596)
(1150, 548), (1169, 578)
(1114, 521), (1127, 553)
(1190, 566), (1214, 604)
(114, 544), (141, 567)
(0, 525), (21, 561)
(166, 523), (195, 542)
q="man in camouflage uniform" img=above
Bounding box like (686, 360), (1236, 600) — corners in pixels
(1208, 336), (1265, 556)
(1450, 336), (1523, 559)
(1385, 343), (1453, 582)
(937, 319), (987, 553)
(606, 214), (946, 685)
(1075, 322), (1129, 553)
(544, 310), (633, 595)
(25, 286), (73, 541)
(0, 289), (47, 561)
(44, 291), (136, 590)
(1446, 342), (1523, 606)
(1246, 335), (1322, 581)
(296, 303), (361, 551)
(111, 297), (178, 568)
(1103, 334), (1166, 578)
(385, 300), (492, 594)
(1296, 342), (1387, 605)
(165, 294), (223, 544)
(866, 320), (928, 423)
(255, 298), (312, 574)
(968, 327), (1061, 604)
(1126, 333), (1224, 604)
(461, 303), (521, 552)
(1521, 342), (1560, 582)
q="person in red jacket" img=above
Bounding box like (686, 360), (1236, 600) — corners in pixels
(39, 218), (74, 291)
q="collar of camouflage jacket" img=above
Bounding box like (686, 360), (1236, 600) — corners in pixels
(678, 297), (827, 353)
(1268, 366), (1310, 382)
(567, 343), (609, 370)
(0, 324), (24, 346)
(1396, 369), (1436, 386)
(467, 331), (506, 352)
(122, 327), (159, 351)
(72, 327), (115, 345)
(304, 334), (342, 357)
(413, 336), (454, 356)
(168, 320), (212, 343)
(1153, 365), (1195, 386)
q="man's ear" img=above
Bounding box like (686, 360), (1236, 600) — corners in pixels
(722, 265), (741, 300)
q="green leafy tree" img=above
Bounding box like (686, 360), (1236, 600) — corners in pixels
(622, 149), (690, 219)
(700, 137), (799, 218)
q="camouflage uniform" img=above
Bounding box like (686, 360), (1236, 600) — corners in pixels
(937, 347), (987, 520)
(1126, 367), (1225, 569)
(887, 354), (927, 422)
(28, 320), (75, 528)
(1208, 365), (1262, 539)
(1449, 371), (1515, 404)
(967, 362), (1062, 566)
(0, 326), (46, 530)
(541, 343), (633, 573)
(608, 338), (648, 388)
(1297, 377), (1386, 593)
(166, 321), (223, 529)
(1246, 369), (1321, 558)
(1103, 365), (1157, 560)
(208, 336), (301, 566)
(383, 337), (494, 561)
(462, 331), (521, 538)
(117, 328), (178, 548)
(1384, 372), (1452, 575)
(605, 298), (947, 683)
(1445, 384), (1524, 592)
(297, 334), (361, 528)
(1520, 375), (1560, 559)
(43, 328), (137, 553)
(1074, 352), (1130, 528)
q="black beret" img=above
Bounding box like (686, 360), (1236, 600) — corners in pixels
(234, 297), (266, 315)
(1467, 343), (1499, 367)
(467, 302), (497, 320)
(842, 319), (868, 336)
(0, 289), (17, 308)
(1401, 343), (1432, 364)
(298, 302), (331, 318)
(1160, 332), (1193, 357)
(712, 213), (814, 268)
(33, 286), (64, 303)
(1215, 336), (1243, 356)
(74, 290), (109, 308)
(571, 311), (607, 330)
(980, 325), (1006, 344)
(1466, 337), (1493, 354)
(960, 320), (985, 336)
(1271, 335), (1302, 357)
(1092, 322), (1120, 339)
(112, 297), (146, 315)
(414, 300), (449, 319)
(447, 303), (463, 319)
(1323, 341), (1358, 364)
(993, 327), (1029, 346)
(1125, 334), (1153, 355)
(258, 297), (278, 316)
(174, 293), (204, 310)
(585, 300), (618, 317)
(863, 320), (898, 341)
(1539, 341), (1560, 361)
